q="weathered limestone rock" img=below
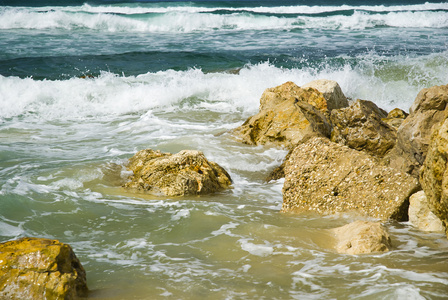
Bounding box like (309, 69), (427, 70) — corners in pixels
(231, 81), (332, 148)
(382, 108), (408, 129)
(330, 99), (397, 157)
(420, 117), (448, 237)
(331, 221), (392, 255)
(0, 237), (88, 300)
(302, 79), (349, 111)
(282, 137), (420, 221)
(408, 191), (445, 232)
(386, 84), (448, 176)
(123, 149), (232, 196)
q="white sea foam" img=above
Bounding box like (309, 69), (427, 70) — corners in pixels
(211, 222), (239, 237)
(31, 3), (448, 16)
(0, 5), (446, 32)
(171, 209), (191, 221)
(0, 220), (24, 237)
(239, 239), (274, 257)
(2, 52), (446, 123)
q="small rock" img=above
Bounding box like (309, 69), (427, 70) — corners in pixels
(382, 108), (408, 129)
(0, 237), (88, 300)
(302, 79), (349, 111)
(409, 191), (445, 232)
(231, 81), (332, 148)
(330, 99), (397, 157)
(331, 221), (392, 255)
(123, 149), (232, 196)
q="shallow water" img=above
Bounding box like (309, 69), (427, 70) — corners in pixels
(1, 0), (448, 299)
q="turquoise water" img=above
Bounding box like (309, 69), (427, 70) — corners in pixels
(1, 1), (448, 298)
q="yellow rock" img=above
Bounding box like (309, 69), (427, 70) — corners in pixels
(232, 81), (332, 148)
(0, 237), (88, 300)
(124, 149), (232, 196)
(331, 221), (392, 255)
(420, 116), (448, 238)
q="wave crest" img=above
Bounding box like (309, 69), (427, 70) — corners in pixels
(1, 4), (447, 32)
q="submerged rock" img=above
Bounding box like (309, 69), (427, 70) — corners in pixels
(0, 237), (88, 300)
(123, 149), (232, 196)
(386, 84), (448, 176)
(408, 191), (445, 232)
(331, 221), (392, 255)
(420, 117), (448, 238)
(281, 137), (420, 221)
(231, 81), (332, 148)
(330, 99), (397, 158)
(301, 79), (348, 111)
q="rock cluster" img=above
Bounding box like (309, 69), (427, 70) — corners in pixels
(233, 80), (448, 241)
(123, 149), (232, 196)
(386, 84), (448, 176)
(0, 237), (88, 300)
(331, 221), (392, 255)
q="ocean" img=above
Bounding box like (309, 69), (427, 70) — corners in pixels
(1, 0), (448, 299)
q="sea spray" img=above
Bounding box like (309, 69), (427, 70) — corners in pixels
(1, 0), (448, 298)
(2, 52), (447, 121)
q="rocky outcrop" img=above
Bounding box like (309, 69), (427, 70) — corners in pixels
(123, 149), (232, 196)
(302, 79), (348, 111)
(331, 221), (392, 255)
(330, 99), (397, 158)
(408, 191), (445, 232)
(386, 84), (448, 176)
(0, 237), (88, 300)
(231, 81), (332, 148)
(382, 108), (408, 129)
(281, 137), (420, 221)
(420, 117), (448, 237)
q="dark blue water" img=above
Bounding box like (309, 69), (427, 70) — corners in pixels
(0, 0), (447, 80)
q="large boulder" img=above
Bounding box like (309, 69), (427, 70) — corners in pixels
(330, 99), (397, 158)
(281, 137), (420, 221)
(420, 117), (448, 237)
(302, 79), (348, 111)
(123, 149), (232, 196)
(0, 237), (88, 300)
(386, 84), (448, 176)
(231, 81), (332, 149)
(408, 191), (445, 232)
(331, 221), (392, 255)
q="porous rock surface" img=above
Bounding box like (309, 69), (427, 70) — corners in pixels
(231, 81), (332, 148)
(281, 137), (420, 221)
(330, 99), (397, 158)
(386, 84), (448, 176)
(301, 79), (348, 111)
(408, 191), (445, 232)
(0, 237), (88, 300)
(123, 149), (232, 196)
(420, 117), (448, 237)
(382, 108), (408, 129)
(331, 221), (392, 255)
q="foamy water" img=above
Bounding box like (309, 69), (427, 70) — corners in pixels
(1, 4), (447, 32)
(1, 0), (448, 298)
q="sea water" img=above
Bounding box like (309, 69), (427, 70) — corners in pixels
(1, 0), (448, 299)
